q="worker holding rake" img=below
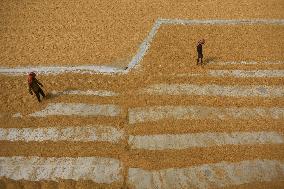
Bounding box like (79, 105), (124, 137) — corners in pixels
(28, 72), (46, 102)
(197, 39), (205, 65)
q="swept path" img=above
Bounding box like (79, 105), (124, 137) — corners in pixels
(0, 156), (123, 184)
(140, 84), (284, 97)
(128, 159), (284, 189)
(0, 125), (124, 143)
(29, 103), (121, 117)
(129, 131), (284, 150)
(128, 106), (284, 124)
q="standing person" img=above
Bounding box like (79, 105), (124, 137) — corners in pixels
(28, 72), (45, 102)
(197, 39), (205, 65)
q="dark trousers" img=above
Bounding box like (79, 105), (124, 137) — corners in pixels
(197, 53), (203, 64)
(35, 87), (45, 102)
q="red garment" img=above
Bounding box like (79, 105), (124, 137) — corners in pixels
(28, 72), (43, 93)
(28, 72), (36, 84)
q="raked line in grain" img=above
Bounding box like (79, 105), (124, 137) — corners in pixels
(128, 159), (284, 189)
(128, 131), (284, 150)
(128, 106), (284, 124)
(0, 156), (122, 184)
(0, 125), (124, 143)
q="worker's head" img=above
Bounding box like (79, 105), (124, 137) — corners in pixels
(29, 72), (36, 77)
(199, 39), (205, 44)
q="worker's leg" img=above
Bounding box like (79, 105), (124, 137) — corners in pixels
(197, 54), (202, 65)
(38, 87), (45, 98)
(35, 91), (41, 102)
(200, 54), (203, 64)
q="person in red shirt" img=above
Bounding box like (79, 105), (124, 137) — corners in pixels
(28, 72), (45, 102)
(197, 39), (205, 65)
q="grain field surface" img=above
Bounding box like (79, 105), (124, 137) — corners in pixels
(0, 0), (284, 189)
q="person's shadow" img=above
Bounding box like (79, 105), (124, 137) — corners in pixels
(203, 57), (218, 65)
(44, 87), (77, 100)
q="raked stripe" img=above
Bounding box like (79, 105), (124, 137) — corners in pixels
(30, 103), (121, 117)
(0, 156), (122, 183)
(140, 84), (284, 97)
(0, 125), (124, 143)
(208, 61), (284, 65)
(50, 90), (119, 97)
(129, 132), (284, 150)
(208, 70), (284, 78)
(128, 106), (284, 124)
(128, 159), (284, 189)
(159, 19), (284, 25)
(0, 65), (125, 75)
(175, 70), (284, 78)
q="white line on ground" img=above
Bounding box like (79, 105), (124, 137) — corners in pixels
(0, 156), (122, 184)
(158, 18), (284, 25)
(175, 70), (284, 78)
(140, 84), (284, 97)
(0, 19), (283, 75)
(128, 159), (284, 189)
(208, 70), (284, 78)
(0, 65), (125, 76)
(12, 113), (23, 118)
(128, 106), (284, 124)
(50, 90), (119, 97)
(207, 61), (284, 65)
(29, 103), (121, 117)
(0, 125), (124, 143)
(127, 20), (162, 70)
(129, 131), (284, 150)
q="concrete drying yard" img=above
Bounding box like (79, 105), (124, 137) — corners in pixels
(0, 0), (284, 188)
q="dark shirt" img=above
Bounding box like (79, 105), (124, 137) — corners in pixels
(197, 43), (203, 54)
(29, 78), (43, 93)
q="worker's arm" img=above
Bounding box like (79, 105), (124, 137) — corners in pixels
(28, 84), (33, 95)
(35, 78), (43, 87)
